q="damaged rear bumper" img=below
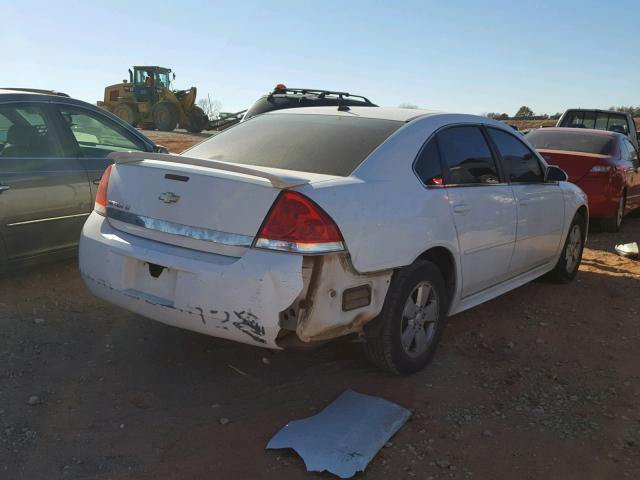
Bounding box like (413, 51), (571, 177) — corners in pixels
(79, 212), (394, 349)
(79, 212), (303, 348)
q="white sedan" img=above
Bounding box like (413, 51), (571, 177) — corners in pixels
(79, 107), (588, 374)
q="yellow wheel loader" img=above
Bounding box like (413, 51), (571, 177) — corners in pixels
(98, 66), (209, 133)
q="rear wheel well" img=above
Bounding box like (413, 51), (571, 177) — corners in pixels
(576, 205), (588, 228)
(416, 247), (455, 310)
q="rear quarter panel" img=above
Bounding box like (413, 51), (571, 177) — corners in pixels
(302, 179), (459, 274)
(560, 181), (589, 246)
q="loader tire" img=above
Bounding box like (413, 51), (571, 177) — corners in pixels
(186, 106), (207, 133)
(113, 102), (138, 126)
(152, 102), (178, 132)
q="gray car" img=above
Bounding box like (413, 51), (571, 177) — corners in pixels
(0, 88), (165, 272)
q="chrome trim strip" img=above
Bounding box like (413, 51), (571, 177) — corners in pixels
(106, 207), (254, 247)
(7, 212), (89, 227)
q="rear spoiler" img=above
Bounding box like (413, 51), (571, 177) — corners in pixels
(108, 152), (309, 189)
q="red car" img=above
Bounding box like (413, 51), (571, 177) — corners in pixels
(526, 127), (640, 231)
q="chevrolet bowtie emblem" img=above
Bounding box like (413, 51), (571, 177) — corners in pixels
(158, 192), (180, 204)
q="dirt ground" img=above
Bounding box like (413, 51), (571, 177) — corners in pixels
(2, 132), (640, 480)
(142, 130), (214, 154)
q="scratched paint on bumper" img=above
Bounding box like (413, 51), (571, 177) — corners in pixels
(79, 212), (304, 348)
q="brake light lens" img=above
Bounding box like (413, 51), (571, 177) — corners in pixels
(94, 164), (113, 216)
(254, 191), (344, 254)
(586, 164), (612, 177)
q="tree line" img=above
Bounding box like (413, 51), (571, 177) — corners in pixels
(484, 105), (640, 121)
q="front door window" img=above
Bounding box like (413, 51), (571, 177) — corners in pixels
(57, 106), (146, 158)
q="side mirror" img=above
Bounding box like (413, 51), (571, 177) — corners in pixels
(545, 165), (568, 182)
(153, 144), (169, 154)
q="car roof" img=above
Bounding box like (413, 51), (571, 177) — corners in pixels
(0, 88), (70, 97)
(0, 89), (99, 107)
(263, 106), (441, 122)
(535, 127), (621, 138)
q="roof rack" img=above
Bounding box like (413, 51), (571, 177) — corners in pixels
(269, 87), (375, 106)
(0, 88), (70, 97)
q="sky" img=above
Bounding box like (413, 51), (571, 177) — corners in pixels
(3, 0), (639, 116)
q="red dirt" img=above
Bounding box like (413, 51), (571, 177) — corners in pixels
(1, 130), (639, 479)
(141, 130), (212, 153)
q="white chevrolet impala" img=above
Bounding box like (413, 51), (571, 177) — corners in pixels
(79, 107), (588, 374)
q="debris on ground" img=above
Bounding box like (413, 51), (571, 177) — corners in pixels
(615, 242), (639, 259)
(267, 389), (411, 478)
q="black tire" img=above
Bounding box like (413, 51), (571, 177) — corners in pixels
(152, 102), (178, 131)
(548, 213), (585, 283)
(601, 194), (625, 233)
(364, 260), (447, 375)
(186, 106), (208, 133)
(113, 103), (138, 126)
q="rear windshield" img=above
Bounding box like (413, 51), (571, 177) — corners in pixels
(559, 110), (629, 135)
(185, 113), (403, 176)
(526, 130), (614, 155)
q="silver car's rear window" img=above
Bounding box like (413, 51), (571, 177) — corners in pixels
(185, 113), (403, 176)
(527, 130), (614, 155)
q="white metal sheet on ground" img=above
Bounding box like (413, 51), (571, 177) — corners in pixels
(266, 390), (411, 478)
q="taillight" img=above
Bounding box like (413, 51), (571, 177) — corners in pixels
(586, 165), (612, 177)
(94, 164), (113, 216)
(254, 191), (344, 254)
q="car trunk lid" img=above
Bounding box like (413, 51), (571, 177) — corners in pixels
(538, 149), (611, 183)
(104, 153), (330, 256)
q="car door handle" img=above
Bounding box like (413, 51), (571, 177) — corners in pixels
(453, 204), (471, 214)
(92, 178), (101, 185)
(519, 199), (531, 206)
(0, 185), (10, 193)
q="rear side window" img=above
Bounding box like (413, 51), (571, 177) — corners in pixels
(0, 104), (61, 158)
(527, 129), (614, 155)
(185, 113), (403, 176)
(487, 128), (543, 183)
(414, 138), (443, 186)
(437, 126), (499, 185)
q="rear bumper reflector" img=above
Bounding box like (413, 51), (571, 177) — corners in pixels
(342, 285), (372, 311)
(106, 207), (254, 247)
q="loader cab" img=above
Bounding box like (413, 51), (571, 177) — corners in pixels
(131, 66), (172, 103)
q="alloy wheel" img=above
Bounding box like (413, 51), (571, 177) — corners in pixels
(400, 281), (439, 357)
(565, 224), (582, 273)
